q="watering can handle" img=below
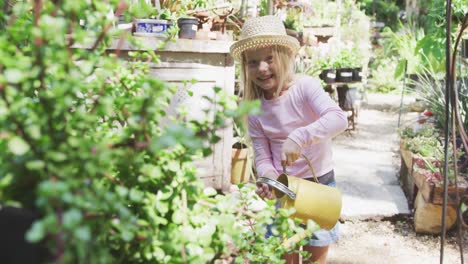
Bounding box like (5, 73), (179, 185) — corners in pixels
(257, 177), (296, 200)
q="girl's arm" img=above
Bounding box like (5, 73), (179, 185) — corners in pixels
(248, 116), (279, 179)
(288, 78), (348, 147)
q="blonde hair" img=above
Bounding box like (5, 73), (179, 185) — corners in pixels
(240, 46), (295, 101)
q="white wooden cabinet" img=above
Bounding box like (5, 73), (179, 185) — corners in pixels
(106, 38), (235, 192)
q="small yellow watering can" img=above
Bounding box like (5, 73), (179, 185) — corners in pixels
(257, 162), (342, 230)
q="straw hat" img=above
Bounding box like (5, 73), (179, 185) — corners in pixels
(230, 15), (300, 61)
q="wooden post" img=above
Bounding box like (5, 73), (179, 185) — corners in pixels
(405, 0), (419, 21)
(268, 0), (274, 15)
(335, 0), (342, 40)
(240, 0), (246, 17)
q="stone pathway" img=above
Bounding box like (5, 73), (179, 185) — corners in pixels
(332, 92), (414, 219)
(327, 92), (465, 264)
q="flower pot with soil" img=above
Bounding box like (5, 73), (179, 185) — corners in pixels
(352, 67), (363, 82)
(336, 68), (353, 83)
(134, 18), (169, 37)
(177, 17), (198, 39)
(462, 38), (468, 58)
(319, 69), (336, 84)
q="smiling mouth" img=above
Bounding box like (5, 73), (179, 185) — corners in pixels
(258, 75), (273, 81)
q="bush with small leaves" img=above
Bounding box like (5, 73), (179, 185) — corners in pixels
(0, 1), (314, 263)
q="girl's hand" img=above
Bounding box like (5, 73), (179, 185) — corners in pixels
(281, 138), (301, 166)
(255, 171), (277, 200)
(255, 182), (273, 199)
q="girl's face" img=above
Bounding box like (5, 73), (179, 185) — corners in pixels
(244, 47), (279, 99)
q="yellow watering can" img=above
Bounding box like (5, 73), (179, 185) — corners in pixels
(257, 161), (342, 230)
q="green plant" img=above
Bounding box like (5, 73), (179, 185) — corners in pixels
(128, 0), (159, 19)
(382, 23), (426, 78)
(304, 0), (337, 27)
(206, 184), (320, 263)
(367, 55), (401, 93)
(356, 0), (402, 30)
(284, 7), (303, 32)
(0, 1), (318, 263)
(331, 48), (364, 69)
(412, 62), (468, 130)
(258, 0), (270, 17)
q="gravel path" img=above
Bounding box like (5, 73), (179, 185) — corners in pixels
(327, 92), (467, 263)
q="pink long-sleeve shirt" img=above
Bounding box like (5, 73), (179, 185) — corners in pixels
(248, 75), (348, 179)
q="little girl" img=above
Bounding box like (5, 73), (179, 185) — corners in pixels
(230, 15), (348, 263)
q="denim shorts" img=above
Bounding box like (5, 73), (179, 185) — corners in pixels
(266, 171), (340, 247)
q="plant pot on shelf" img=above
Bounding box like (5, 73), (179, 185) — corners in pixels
(462, 38), (468, 58)
(352, 67), (363, 82)
(319, 69), (336, 84)
(406, 73), (419, 90)
(177, 17), (198, 39)
(134, 19), (169, 38)
(0, 206), (48, 263)
(231, 143), (252, 184)
(336, 68), (353, 83)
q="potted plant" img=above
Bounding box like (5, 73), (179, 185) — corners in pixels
(129, 0), (169, 37)
(177, 16), (199, 39)
(462, 37), (468, 58)
(334, 49), (354, 83)
(231, 121), (253, 184)
(284, 7), (304, 46)
(318, 57), (336, 84)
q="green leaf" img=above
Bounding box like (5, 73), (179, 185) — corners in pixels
(26, 125), (41, 139)
(171, 210), (185, 224)
(47, 151), (67, 162)
(394, 59), (406, 80)
(203, 187), (217, 197)
(140, 164), (163, 180)
(26, 160), (45, 170)
(74, 226), (91, 241)
(129, 188), (144, 202)
(0, 173), (13, 188)
(4, 69), (24, 84)
(121, 229), (134, 242)
(26, 221), (45, 243)
(116, 186), (128, 198)
(8, 136), (30, 155)
(63, 209), (83, 228)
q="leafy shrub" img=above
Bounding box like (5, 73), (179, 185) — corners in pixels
(367, 55), (401, 93)
(0, 1), (316, 263)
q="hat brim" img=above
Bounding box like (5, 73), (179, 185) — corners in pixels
(230, 35), (300, 61)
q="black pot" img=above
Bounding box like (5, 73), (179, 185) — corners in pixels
(336, 68), (353, 83)
(177, 17), (198, 39)
(462, 39), (468, 58)
(352, 67), (363, 82)
(406, 73), (419, 89)
(0, 206), (48, 263)
(319, 69), (336, 84)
